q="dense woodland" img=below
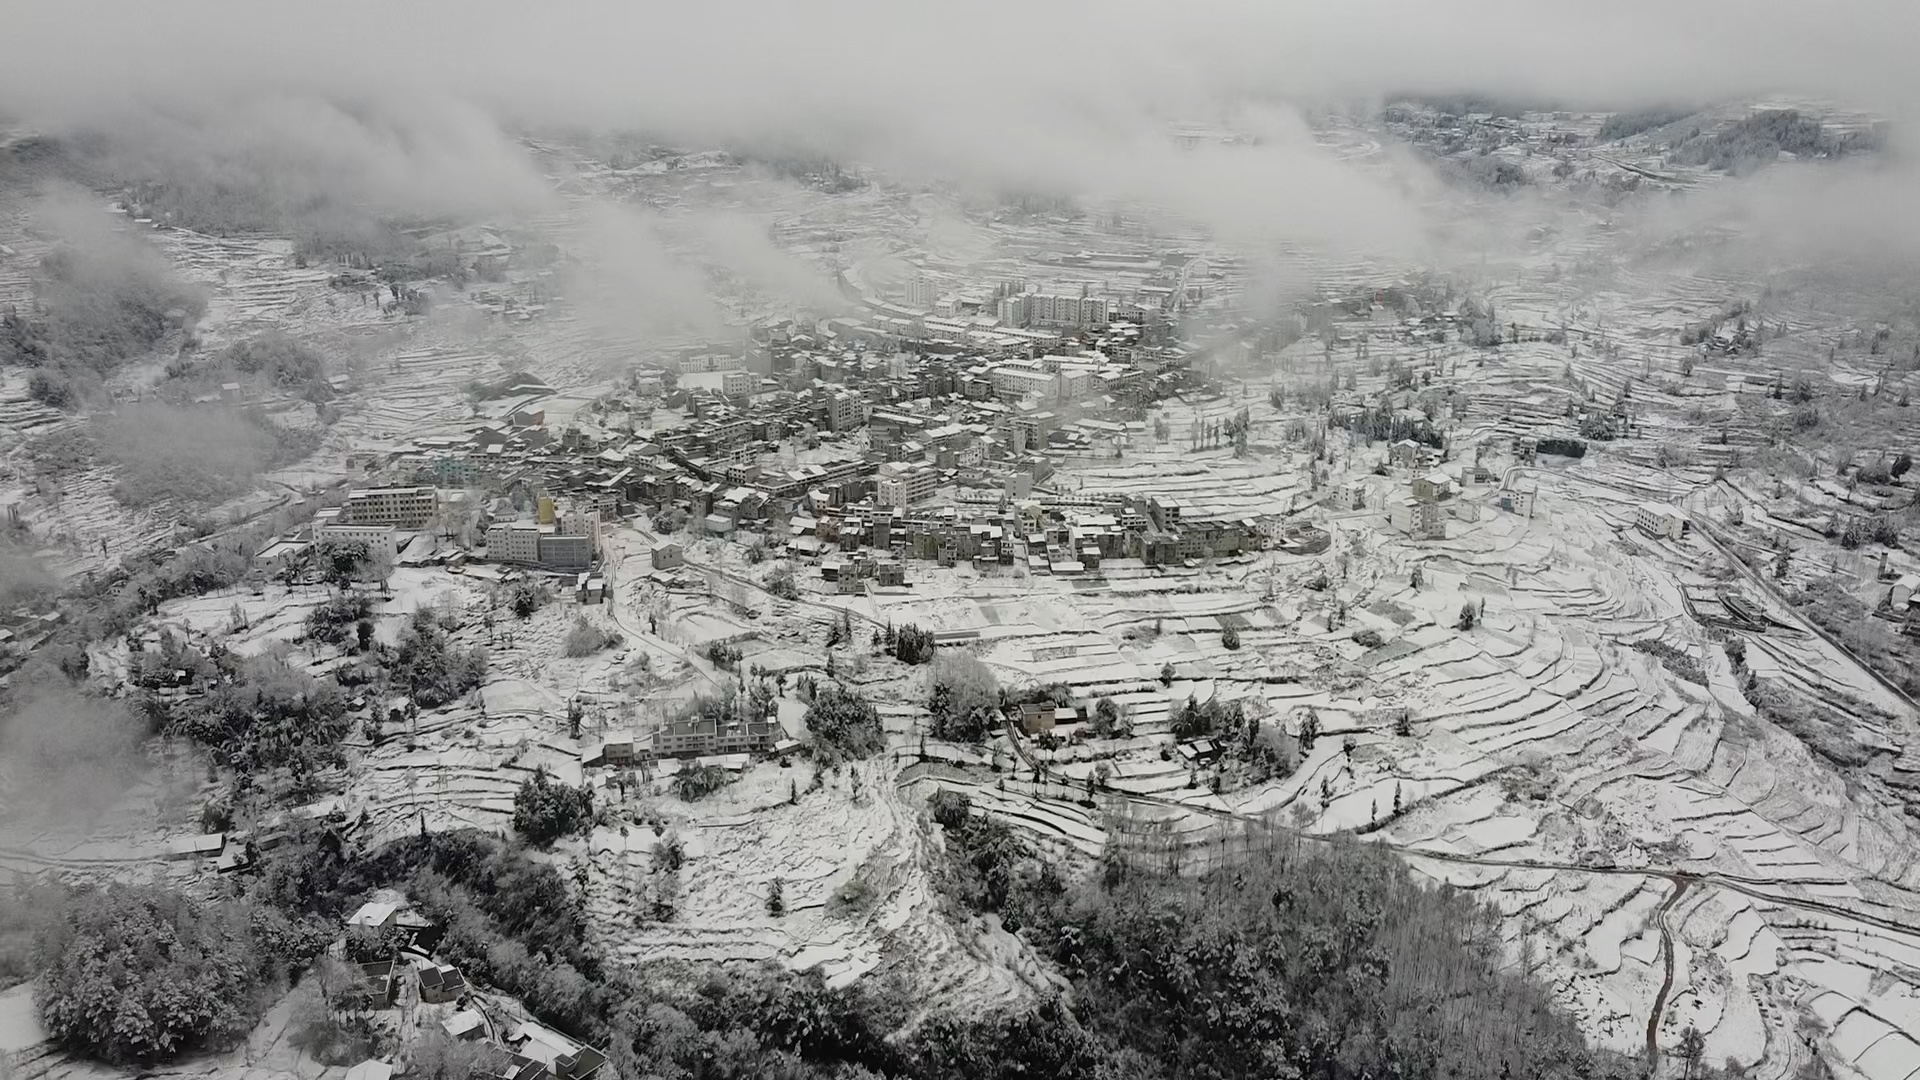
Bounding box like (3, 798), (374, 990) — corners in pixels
(2, 237), (206, 407)
(4, 812), (1646, 1080)
(1669, 110), (1881, 173)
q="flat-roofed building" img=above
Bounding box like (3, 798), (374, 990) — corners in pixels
(345, 486), (437, 529)
(1634, 503), (1687, 542)
(316, 524), (400, 565)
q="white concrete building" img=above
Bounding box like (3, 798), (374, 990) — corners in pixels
(345, 486), (437, 529)
(486, 520), (543, 564)
(876, 462), (941, 508)
(1891, 573), (1920, 613)
(988, 364), (1059, 402)
(1634, 503), (1688, 542)
(316, 524), (399, 565)
(1388, 496), (1446, 540)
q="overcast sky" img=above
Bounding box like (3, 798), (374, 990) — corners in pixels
(8, 0), (1919, 298)
(7, 1), (1916, 136)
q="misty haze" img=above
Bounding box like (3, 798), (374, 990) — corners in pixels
(2, 4), (1920, 1080)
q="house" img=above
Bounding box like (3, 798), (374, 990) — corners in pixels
(1007, 702), (1076, 736)
(358, 960), (397, 1008)
(576, 574), (606, 604)
(164, 833), (226, 861)
(1176, 738), (1222, 764)
(651, 543), (685, 570)
(344, 1061), (393, 1080)
(1387, 496), (1445, 540)
(442, 1009), (487, 1041)
(505, 1020), (608, 1080)
(1411, 469), (1456, 502)
(347, 901), (398, 930)
(419, 964), (469, 1005)
(584, 731), (637, 767)
(1634, 503), (1688, 542)
(1891, 573), (1920, 613)
(1497, 480), (1536, 518)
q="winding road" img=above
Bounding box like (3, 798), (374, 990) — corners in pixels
(1645, 879), (1689, 1067)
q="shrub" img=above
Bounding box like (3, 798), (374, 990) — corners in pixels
(223, 332), (325, 387)
(704, 640), (743, 670)
(509, 580), (547, 619)
(930, 789), (973, 830)
(891, 623), (937, 665)
(1457, 603), (1479, 631)
(1089, 696), (1130, 739)
(805, 684), (884, 762)
(672, 764), (732, 802)
(411, 1030), (512, 1080)
(561, 617), (620, 657)
(305, 593), (374, 646)
(166, 656), (352, 779)
(1533, 436), (1585, 459)
(511, 768), (594, 847)
(391, 609), (487, 708)
(286, 958), (378, 1065)
(929, 652), (999, 742)
(766, 565), (800, 600)
(26, 370), (75, 409)
(1352, 628), (1385, 648)
(1220, 626), (1242, 650)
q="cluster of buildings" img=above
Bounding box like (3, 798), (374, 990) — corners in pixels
(308, 291), (1216, 580)
(341, 901), (606, 1080)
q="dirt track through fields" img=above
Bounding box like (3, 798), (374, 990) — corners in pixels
(1646, 878), (1689, 1068)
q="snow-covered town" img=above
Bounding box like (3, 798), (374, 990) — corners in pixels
(4, 7), (1920, 1080)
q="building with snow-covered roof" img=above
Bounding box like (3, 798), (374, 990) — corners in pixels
(1633, 503), (1688, 542)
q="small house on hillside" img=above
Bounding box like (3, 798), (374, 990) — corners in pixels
(419, 963), (468, 1005)
(347, 901), (398, 930)
(442, 1009), (486, 1041)
(1891, 573), (1920, 615)
(505, 1020), (608, 1080)
(1007, 702), (1077, 736)
(358, 960), (397, 1008)
(1634, 503), (1688, 542)
(344, 1061), (393, 1080)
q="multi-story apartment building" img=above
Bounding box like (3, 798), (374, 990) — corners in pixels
(316, 523), (400, 565)
(651, 710), (777, 758)
(486, 521), (543, 564)
(345, 486), (437, 529)
(875, 463), (941, 508)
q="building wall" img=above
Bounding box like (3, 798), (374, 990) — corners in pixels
(486, 522), (543, 564)
(346, 487), (437, 529)
(540, 533), (594, 572)
(317, 524), (399, 564)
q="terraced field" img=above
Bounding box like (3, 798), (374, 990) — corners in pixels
(883, 453), (1920, 1079)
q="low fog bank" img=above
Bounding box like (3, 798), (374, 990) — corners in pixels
(0, 684), (148, 827)
(0, 0), (1911, 293)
